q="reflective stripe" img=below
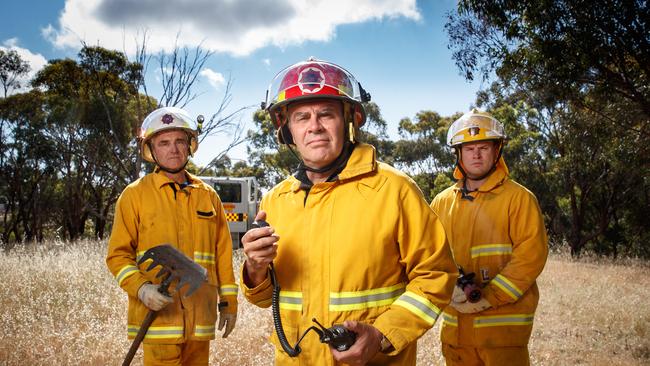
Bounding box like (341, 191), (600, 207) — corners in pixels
(136, 251), (146, 262)
(393, 291), (441, 326)
(471, 244), (512, 258)
(329, 283), (406, 311)
(195, 324), (216, 337)
(279, 290), (303, 311)
(492, 274), (523, 300)
(116, 264), (139, 286)
(194, 251), (215, 265)
(474, 313), (534, 328)
(219, 284), (239, 296)
(128, 324), (184, 339)
(442, 312), (458, 327)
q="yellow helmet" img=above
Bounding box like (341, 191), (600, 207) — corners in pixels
(139, 107), (199, 163)
(447, 108), (506, 147)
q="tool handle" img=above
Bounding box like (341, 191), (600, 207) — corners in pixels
(122, 310), (158, 366)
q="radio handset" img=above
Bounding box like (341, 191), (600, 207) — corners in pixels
(251, 220), (356, 356)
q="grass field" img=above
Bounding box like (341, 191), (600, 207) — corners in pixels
(0, 240), (648, 365)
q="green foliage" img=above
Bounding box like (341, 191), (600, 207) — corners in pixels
(447, 1), (650, 257)
(0, 49), (30, 97)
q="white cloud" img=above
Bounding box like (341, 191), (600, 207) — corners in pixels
(262, 58), (271, 67)
(1, 39), (49, 95)
(200, 68), (225, 90)
(45, 0), (421, 56)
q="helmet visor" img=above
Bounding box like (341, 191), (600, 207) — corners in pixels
(447, 112), (506, 146)
(264, 59), (364, 111)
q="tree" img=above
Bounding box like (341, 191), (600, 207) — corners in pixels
(392, 111), (456, 201)
(446, 0), (649, 134)
(446, 0), (650, 257)
(0, 49), (30, 98)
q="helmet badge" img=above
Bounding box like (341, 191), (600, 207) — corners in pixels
(298, 67), (325, 94)
(469, 127), (480, 136)
(162, 114), (174, 124)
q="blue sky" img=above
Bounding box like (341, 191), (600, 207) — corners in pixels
(1, 0), (485, 166)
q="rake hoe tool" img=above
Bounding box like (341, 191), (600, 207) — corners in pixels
(122, 244), (207, 366)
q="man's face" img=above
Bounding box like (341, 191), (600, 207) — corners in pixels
(460, 140), (498, 179)
(150, 129), (190, 171)
(287, 100), (345, 169)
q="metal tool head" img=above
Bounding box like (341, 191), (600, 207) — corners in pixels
(137, 244), (207, 297)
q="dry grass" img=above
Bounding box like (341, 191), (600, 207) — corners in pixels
(0, 241), (648, 365)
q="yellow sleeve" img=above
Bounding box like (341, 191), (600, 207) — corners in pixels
(372, 178), (458, 353)
(482, 190), (548, 307)
(211, 192), (238, 315)
(106, 187), (149, 298)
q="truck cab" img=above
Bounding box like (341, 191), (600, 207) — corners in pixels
(199, 176), (261, 249)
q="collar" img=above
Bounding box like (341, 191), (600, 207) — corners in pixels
(152, 169), (200, 189)
(286, 142), (378, 193)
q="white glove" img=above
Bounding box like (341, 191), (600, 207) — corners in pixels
(138, 283), (174, 311)
(218, 313), (237, 338)
(450, 297), (492, 314)
(452, 285), (467, 303)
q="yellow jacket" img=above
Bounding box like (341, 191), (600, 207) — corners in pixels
(242, 143), (457, 365)
(106, 169), (237, 344)
(430, 159), (548, 347)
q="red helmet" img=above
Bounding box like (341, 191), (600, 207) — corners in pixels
(263, 57), (370, 130)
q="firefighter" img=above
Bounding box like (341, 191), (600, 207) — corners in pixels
(241, 57), (457, 365)
(430, 109), (548, 366)
(106, 106), (238, 365)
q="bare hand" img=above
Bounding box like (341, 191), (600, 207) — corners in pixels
(330, 320), (383, 365)
(242, 211), (279, 287)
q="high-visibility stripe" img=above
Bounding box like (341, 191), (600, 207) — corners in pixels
(329, 283), (406, 311)
(471, 244), (512, 258)
(279, 290), (303, 311)
(116, 264), (139, 286)
(492, 274), (523, 300)
(442, 312), (458, 327)
(277, 90), (286, 102)
(474, 313), (534, 328)
(136, 251), (146, 262)
(393, 291), (441, 326)
(194, 251), (215, 265)
(195, 324), (215, 338)
(128, 325), (184, 339)
(219, 284), (239, 296)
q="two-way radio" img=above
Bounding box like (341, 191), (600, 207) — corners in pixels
(251, 220), (357, 356)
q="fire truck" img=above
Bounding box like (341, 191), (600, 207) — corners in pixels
(199, 176), (262, 249)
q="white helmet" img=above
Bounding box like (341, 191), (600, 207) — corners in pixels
(139, 107), (199, 163)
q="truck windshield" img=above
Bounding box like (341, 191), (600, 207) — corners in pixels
(213, 182), (242, 203)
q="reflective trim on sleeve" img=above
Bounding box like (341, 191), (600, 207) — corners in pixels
(218, 284), (239, 296)
(492, 274), (523, 300)
(128, 324), (184, 339)
(329, 283), (406, 311)
(136, 250), (146, 262)
(474, 313), (534, 328)
(116, 264), (139, 286)
(279, 290), (303, 311)
(195, 324), (216, 338)
(470, 244), (512, 258)
(392, 291), (441, 326)
(442, 312), (458, 327)
(194, 251), (215, 265)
